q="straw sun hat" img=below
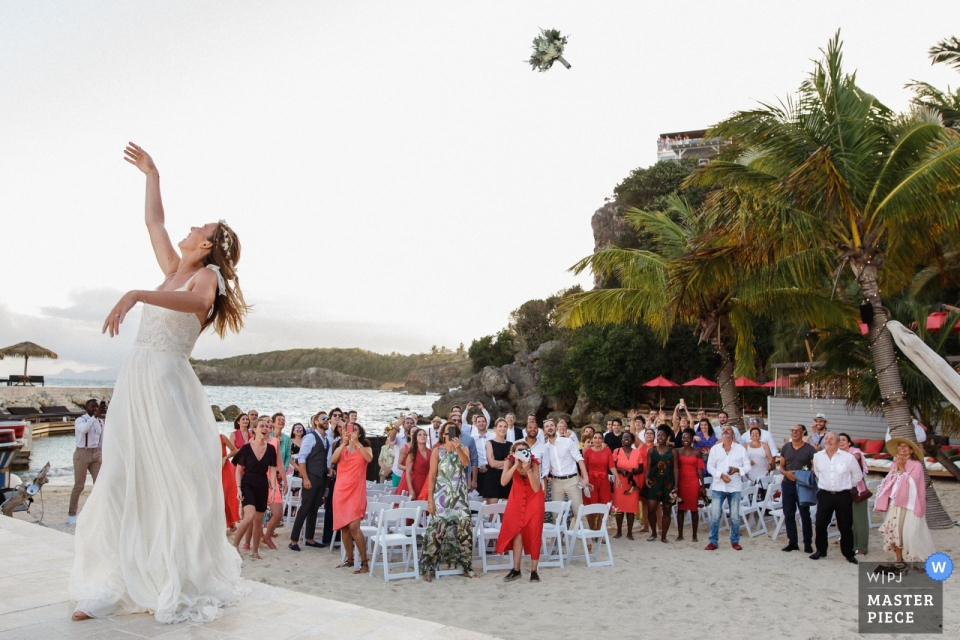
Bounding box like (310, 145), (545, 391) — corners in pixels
(884, 437), (925, 461)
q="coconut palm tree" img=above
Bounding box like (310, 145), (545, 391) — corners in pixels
(556, 194), (847, 428)
(690, 33), (960, 527)
(908, 35), (960, 128)
(930, 35), (960, 71)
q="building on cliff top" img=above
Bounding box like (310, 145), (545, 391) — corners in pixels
(657, 129), (731, 165)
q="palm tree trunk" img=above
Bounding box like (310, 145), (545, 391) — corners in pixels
(857, 263), (954, 529)
(709, 321), (743, 431)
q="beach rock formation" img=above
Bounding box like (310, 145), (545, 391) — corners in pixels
(405, 361), (471, 394)
(222, 405), (242, 421)
(211, 405), (225, 422)
(571, 396), (600, 427)
(480, 367), (510, 397)
(192, 365), (378, 390)
(429, 344), (564, 423)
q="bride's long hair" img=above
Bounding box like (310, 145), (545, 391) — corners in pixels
(203, 221), (248, 337)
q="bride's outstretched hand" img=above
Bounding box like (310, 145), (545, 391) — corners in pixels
(123, 142), (157, 175)
(103, 291), (139, 337)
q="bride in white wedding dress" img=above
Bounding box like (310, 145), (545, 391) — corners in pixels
(70, 143), (247, 623)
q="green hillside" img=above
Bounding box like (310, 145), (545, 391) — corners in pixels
(192, 348), (425, 382)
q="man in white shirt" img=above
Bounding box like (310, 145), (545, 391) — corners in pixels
(738, 416), (780, 456)
(427, 416), (444, 448)
(68, 399), (104, 525)
(524, 413), (545, 444)
(810, 432), (863, 564)
(705, 426), (751, 551)
(543, 419), (589, 529)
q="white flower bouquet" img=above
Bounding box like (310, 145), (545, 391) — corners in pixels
(528, 28), (571, 72)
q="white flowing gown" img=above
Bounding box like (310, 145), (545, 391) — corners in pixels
(70, 277), (242, 623)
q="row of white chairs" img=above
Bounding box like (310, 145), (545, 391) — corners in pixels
(338, 499), (616, 581)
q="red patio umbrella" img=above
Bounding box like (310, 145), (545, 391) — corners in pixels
(733, 377), (761, 411)
(761, 378), (791, 388)
(643, 375), (680, 407)
(681, 376), (719, 408)
(858, 311), (960, 335)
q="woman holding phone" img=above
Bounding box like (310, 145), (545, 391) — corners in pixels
(331, 423), (373, 574)
(496, 441), (545, 582)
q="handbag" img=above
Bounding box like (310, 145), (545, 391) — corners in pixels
(851, 481), (872, 503)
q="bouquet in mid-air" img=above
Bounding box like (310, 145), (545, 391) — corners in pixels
(528, 28), (571, 72)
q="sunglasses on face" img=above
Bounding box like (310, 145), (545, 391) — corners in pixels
(331, 413), (342, 418)
(319, 417), (329, 421)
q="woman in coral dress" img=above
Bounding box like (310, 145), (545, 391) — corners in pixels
(220, 433), (240, 530)
(582, 432), (616, 531)
(612, 432), (644, 539)
(331, 424), (373, 574)
(674, 429), (704, 542)
(496, 442), (545, 582)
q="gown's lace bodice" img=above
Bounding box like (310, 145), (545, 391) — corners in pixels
(134, 304), (201, 357)
(132, 271), (219, 358)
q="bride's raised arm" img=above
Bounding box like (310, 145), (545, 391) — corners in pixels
(124, 143), (179, 276)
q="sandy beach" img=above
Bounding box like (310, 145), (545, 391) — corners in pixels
(12, 477), (960, 639)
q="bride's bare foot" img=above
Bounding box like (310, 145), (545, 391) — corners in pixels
(72, 611), (92, 621)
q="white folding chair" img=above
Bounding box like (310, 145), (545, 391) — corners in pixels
(341, 501), (390, 564)
(759, 480), (782, 526)
(369, 506), (421, 581)
(739, 485), (768, 538)
(476, 502), (512, 572)
(405, 500), (430, 539)
(540, 501), (570, 569)
(282, 476), (303, 528)
(564, 503), (614, 567)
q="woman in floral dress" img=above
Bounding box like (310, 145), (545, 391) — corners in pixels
(420, 422), (476, 581)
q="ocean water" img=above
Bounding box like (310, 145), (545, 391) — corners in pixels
(26, 385), (440, 477)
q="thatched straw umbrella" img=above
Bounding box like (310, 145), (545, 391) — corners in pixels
(0, 342), (58, 378)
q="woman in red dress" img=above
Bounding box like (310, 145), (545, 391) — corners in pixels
(582, 432), (616, 530)
(496, 441), (544, 583)
(405, 427), (431, 500)
(331, 423), (373, 574)
(675, 428), (704, 542)
(232, 413), (251, 449)
(612, 432), (644, 539)
(220, 433), (240, 531)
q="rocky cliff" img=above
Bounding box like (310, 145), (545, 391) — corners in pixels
(430, 341), (577, 424)
(192, 365), (379, 389)
(591, 202), (639, 288)
(404, 361), (472, 395)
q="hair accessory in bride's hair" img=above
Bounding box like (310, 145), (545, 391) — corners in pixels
(217, 219), (236, 269)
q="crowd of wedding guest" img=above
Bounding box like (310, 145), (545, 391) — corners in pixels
(210, 402), (938, 581)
